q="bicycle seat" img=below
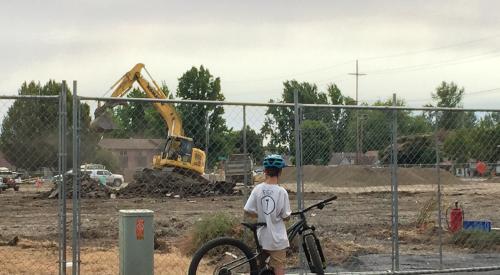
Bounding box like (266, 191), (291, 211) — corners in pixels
(241, 222), (266, 232)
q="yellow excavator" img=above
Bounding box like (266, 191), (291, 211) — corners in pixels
(91, 63), (233, 195)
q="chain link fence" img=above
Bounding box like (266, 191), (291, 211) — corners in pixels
(1, 85), (500, 274)
(0, 94), (63, 274)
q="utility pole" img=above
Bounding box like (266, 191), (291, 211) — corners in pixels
(348, 60), (367, 165)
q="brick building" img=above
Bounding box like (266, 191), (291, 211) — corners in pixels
(98, 138), (164, 181)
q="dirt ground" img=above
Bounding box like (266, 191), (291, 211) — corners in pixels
(1, 167), (500, 274)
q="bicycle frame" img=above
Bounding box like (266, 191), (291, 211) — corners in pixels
(288, 210), (327, 272)
(287, 213), (308, 241)
(215, 195), (337, 273)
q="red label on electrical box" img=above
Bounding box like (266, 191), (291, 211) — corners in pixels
(136, 218), (145, 240)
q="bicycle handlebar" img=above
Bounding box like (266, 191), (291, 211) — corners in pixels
(291, 195), (337, 216)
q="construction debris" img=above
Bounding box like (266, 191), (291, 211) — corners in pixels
(116, 170), (235, 198)
(0, 236), (19, 247)
(43, 174), (111, 199)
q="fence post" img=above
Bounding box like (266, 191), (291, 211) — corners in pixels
(294, 89), (303, 211)
(435, 111), (444, 269)
(205, 110), (210, 170)
(243, 105), (248, 186)
(72, 81), (80, 275)
(391, 93), (400, 271)
(58, 81), (67, 275)
(76, 81), (82, 273)
(293, 89), (305, 273)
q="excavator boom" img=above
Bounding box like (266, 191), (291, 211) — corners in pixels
(93, 63), (183, 136)
(90, 63), (234, 197)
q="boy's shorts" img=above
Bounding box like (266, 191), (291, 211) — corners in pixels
(264, 249), (286, 268)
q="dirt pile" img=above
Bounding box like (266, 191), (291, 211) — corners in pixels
(117, 171), (235, 198)
(280, 165), (461, 187)
(488, 177), (500, 183)
(43, 174), (111, 199)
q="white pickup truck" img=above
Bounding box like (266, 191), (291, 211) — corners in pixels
(55, 167), (124, 187)
(87, 169), (124, 187)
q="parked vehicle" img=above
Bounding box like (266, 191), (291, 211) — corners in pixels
(0, 167), (19, 192)
(225, 154), (254, 185)
(88, 169), (124, 187)
(53, 167), (124, 187)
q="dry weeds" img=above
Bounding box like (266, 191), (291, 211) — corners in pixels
(0, 239), (201, 274)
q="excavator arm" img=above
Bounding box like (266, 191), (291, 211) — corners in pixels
(90, 63), (235, 196)
(93, 63), (184, 136)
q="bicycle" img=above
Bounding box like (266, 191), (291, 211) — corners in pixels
(188, 195), (337, 275)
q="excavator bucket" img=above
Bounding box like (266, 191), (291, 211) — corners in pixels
(90, 112), (118, 132)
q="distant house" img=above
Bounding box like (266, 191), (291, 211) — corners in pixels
(329, 151), (378, 166)
(0, 151), (14, 169)
(98, 138), (164, 181)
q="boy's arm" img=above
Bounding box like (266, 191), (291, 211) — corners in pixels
(280, 190), (292, 220)
(243, 187), (258, 219)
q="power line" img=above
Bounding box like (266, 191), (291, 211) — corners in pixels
(223, 60), (354, 84)
(392, 87), (500, 104)
(360, 34), (500, 61)
(225, 33), (500, 84)
(366, 49), (500, 75)
(464, 87), (500, 96)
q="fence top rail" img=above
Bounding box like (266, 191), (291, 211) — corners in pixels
(79, 96), (294, 107)
(78, 96), (500, 112)
(0, 95), (59, 100)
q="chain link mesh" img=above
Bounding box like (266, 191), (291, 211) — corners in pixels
(1, 93), (500, 274)
(0, 97), (61, 274)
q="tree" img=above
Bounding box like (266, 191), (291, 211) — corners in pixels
(262, 80), (349, 157)
(301, 120), (332, 165)
(379, 135), (436, 165)
(262, 81), (327, 155)
(341, 96), (436, 165)
(0, 81), (60, 170)
(110, 87), (168, 138)
(0, 81), (117, 171)
(427, 81), (475, 130)
(327, 84), (356, 152)
(343, 97), (432, 153)
(443, 117), (500, 163)
(176, 66), (227, 167)
(228, 126), (265, 163)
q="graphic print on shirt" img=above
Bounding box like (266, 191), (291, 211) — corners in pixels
(261, 189), (276, 215)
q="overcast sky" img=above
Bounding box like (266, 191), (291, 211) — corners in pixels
(1, 0), (500, 110)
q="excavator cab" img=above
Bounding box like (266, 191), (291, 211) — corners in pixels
(163, 136), (193, 163)
(153, 135), (205, 175)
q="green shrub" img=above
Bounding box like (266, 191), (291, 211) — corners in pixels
(451, 230), (500, 251)
(189, 212), (239, 254)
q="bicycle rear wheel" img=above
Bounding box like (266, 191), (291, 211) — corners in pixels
(305, 235), (324, 275)
(188, 237), (259, 275)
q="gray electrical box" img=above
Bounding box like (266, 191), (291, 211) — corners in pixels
(119, 209), (154, 275)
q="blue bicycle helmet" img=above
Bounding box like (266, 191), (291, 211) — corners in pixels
(263, 154), (286, 169)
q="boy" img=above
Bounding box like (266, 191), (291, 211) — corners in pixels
(244, 154), (291, 275)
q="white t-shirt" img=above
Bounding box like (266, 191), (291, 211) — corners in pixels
(244, 182), (292, 250)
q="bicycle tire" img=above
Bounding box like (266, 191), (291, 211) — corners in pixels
(305, 235), (324, 275)
(188, 237), (259, 275)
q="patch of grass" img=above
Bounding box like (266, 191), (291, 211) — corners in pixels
(187, 212), (240, 254)
(415, 196), (437, 228)
(0, 244), (198, 274)
(451, 230), (500, 251)
(322, 239), (380, 266)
